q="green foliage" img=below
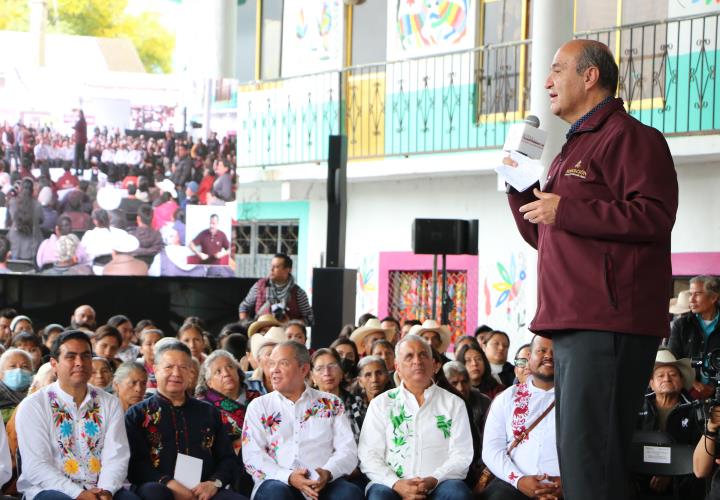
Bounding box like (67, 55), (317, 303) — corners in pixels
(0, 0), (174, 73)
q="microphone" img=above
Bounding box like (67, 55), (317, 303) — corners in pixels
(503, 114), (547, 160)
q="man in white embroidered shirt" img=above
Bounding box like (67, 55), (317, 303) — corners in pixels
(358, 334), (473, 500)
(242, 341), (362, 500)
(16, 330), (136, 500)
(481, 336), (561, 499)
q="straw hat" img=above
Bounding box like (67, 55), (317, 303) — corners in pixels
(350, 318), (394, 351)
(408, 319), (452, 353)
(653, 349), (695, 391)
(669, 290), (691, 315)
(250, 326), (288, 359)
(248, 314), (282, 337)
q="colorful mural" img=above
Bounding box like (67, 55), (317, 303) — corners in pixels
(387, 0), (477, 60)
(355, 255), (379, 316)
(482, 252), (528, 336)
(282, 0), (344, 77)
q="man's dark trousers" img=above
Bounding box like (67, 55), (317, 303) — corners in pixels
(553, 330), (660, 500)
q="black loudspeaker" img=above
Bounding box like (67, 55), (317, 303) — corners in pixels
(311, 267), (356, 349)
(412, 218), (479, 255)
(326, 135), (347, 268)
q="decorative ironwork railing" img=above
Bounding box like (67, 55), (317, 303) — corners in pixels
(236, 13), (720, 168)
(237, 40), (531, 167)
(577, 12), (719, 135)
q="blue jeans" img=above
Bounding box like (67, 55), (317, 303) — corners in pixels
(255, 478), (364, 500)
(366, 479), (472, 500)
(35, 489), (140, 500)
(135, 482), (247, 500)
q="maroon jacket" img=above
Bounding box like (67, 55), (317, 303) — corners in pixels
(508, 98), (678, 338)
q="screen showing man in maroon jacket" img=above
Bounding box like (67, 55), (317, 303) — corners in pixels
(504, 39), (678, 500)
(188, 214), (230, 265)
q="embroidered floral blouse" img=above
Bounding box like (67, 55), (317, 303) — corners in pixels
(242, 385), (358, 498)
(125, 393), (237, 488)
(358, 382), (473, 489)
(481, 377), (559, 489)
(15, 382), (129, 500)
(196, 387), (261, 454)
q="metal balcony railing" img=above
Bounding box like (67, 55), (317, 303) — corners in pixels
(577, 12), (719, 135)
(236, 40), (531, 167)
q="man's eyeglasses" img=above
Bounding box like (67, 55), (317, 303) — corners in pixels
(514, 357), (529, 368)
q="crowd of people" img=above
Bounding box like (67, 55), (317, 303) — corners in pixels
(0, 115), (238, 277)
(0, 259), (713, 499)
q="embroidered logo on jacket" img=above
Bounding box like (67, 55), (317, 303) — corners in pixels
(564, 161), (587, 179)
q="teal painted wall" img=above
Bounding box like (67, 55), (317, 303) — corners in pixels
(236, 201), (310, 288)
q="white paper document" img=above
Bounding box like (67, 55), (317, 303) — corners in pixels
(495, 151), (545, 192)
(643, 445), (672, 464)
(174, 453), (203, 489)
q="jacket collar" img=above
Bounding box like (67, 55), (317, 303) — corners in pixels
(568, 97), (625, 138)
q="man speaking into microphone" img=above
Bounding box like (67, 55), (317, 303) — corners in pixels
(504, 39), (678, 499)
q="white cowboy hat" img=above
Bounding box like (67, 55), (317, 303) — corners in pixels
(157, 178), (178, 198)
(349, 318), (394, 351)
(250, 326), (287, 360)
(408, 319), (452, 353)
(110, 230), (139, 253)
(248, 314), (282, 337)
(653, 349), (695, 391)
(96, 186), (121, 211)
(669, 290), (691, 315)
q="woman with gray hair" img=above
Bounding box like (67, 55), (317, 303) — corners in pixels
(196, 350), (261, 454)
(195, 350), (260, 496)
(113, 361), (148, 411)
(0, 348), (33, 423)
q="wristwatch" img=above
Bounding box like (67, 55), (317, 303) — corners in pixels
(213, 479), (223, 489)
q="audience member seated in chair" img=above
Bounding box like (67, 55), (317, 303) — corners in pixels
(125, 340), (247, 500)
(634, 349), (704, 498)
(359, 335), (473, 500)
(243, 341), (362, 500)
(15, 330), (136, 500)
(481, 336), (561, 500)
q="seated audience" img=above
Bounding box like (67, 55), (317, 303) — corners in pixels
(16, 330), (134, 500)
(370, 340), (395, 383)
(112, 362), (148, 411)
(70, 304), (96, 331)
(513, 344), (531, 385)
(36, 216), (88, 270)
(443, 360), (491, 455)
(102, 232), (147, 276)
(177, 322), (207, 363)
(42, 234), (92, 276)
(90, 357), (114, 393)
(0, 349), (33, 423)
(11, 332), (43, 370)
(481, 336), (560, 499)
(668, 275), (720, 399)
(329, 337), (360, 384)
(409, 320), (452, 363)
(125, 340), (246, 500)
(91, 325), (122, 367)
(456, 342), (504, 400)
(352, 356), (392, 434)
(284, 320), (307, 346)
(634, 349), (704, 498)
(243, 341), (362, 500)
(482, 331), (514, 387)
(245, 327), (287, 395)
(358, 335), (473, 500)
(108, 315), (139, 363)
(350, 319), (393, 357)
(130, 205), (163, 259)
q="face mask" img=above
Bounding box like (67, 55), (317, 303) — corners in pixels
(4, 368), (32, 392)
(339, 358), (356, 377)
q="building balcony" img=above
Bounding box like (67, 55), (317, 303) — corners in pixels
(235, 12), (720, 169)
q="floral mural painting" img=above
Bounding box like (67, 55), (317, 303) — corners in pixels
(356, 255), (379, 316)
(483, 252), (527, 334)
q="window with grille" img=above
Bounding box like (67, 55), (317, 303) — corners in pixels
(233, 220), (299, 278)
(388, 270), (468, 346)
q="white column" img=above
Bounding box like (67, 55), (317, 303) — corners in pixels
(28, 0), (47, 67)
(529, 0), (574, 167)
